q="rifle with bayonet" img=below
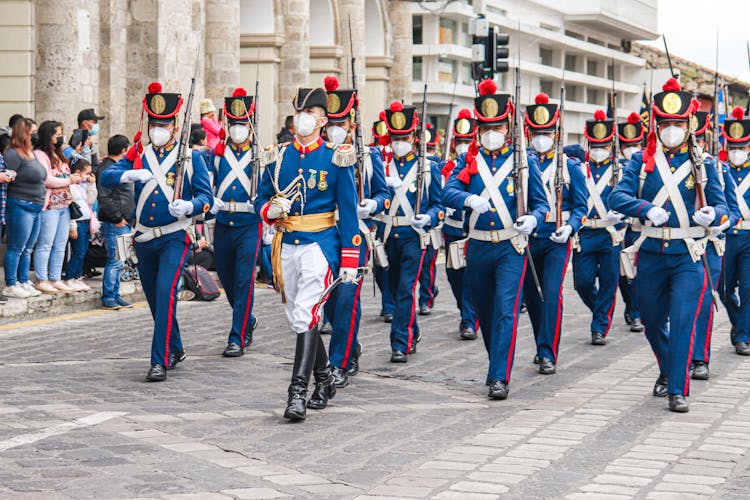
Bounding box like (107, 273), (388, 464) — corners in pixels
(555, 84), (566, 231)
(348, 16), (366, 202)
(249, 46), (261, 200)
(443, 77), (459, 162)
(610, 58), (620, 188)
(414, 81), (429, 217)
(172, 76), (196, 201)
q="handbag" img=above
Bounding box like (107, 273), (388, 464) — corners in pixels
(69, 201), (83, 219)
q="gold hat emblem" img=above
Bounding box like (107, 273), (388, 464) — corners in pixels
(455, 118), (471, 135)
(689, 114), (698, 132)
(391, 111), (406, 130)
(593, 123), (607, 140)
(150, 95), (166, 115)
(481, 98), (499, 118)
(533, 106), (550, 125)
(375, 121), (388, 136)
(425, 129), (433, 143)
(623, 124), (636, 139)
(328, 93), (341, 114)
(230, 98), (247, 117)
(662, 92), (682, 115)
(730, 121), (745, 139)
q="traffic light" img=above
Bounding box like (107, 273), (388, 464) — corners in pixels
(494, 30), (510, 73)
(471, 21), (510, 81)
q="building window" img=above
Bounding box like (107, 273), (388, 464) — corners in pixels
(438, 59), (456, 83)
(565, 54), (577, 72)
(439, 18), (457, 44)
(588, 37), (605, 47)
(461, 62), (473, 86)
(413, 15), (423, 45)
(413, 56), (423, 81)
(586, 59), (599, 77)
(565, 30), (584, 41)
(607, 63), (615, 81)
(587, 88), (600, 105)
(540, 80), (554, 97)
(567, 85), (579, 102)
(539, 47), (554, 67)
(460, 22), (471, 48)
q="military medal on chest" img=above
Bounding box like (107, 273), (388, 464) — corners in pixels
(307, 169), (317, 190)
(318, 170), (328, 191)
(506, 176), (515, 195)
(166, 172), (175, 187)
(685, 174), (695, 190)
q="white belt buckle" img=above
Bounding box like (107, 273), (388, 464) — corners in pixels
(392, 216), (401, 226)
(228, 201), (237, 213)
(490, 230), (502, 243)
(661, 227), (671, 241)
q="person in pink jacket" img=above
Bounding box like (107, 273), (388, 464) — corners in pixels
(200, 99), (221, 149)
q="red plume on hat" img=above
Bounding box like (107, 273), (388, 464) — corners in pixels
(232, 88), (247, 97)
(732, 106), (745, 120)
(593, 109), (607, 121)
(147, 82), (162, 94)
(627, 112), (640, 124)
(324, 75), (339, 92)
(535, 93), (550, 105)
(379, 110), (386, 121)
(478, 79), (497, 96)
(389, 101), (404, 112)
(662, 78), (681, 92)
(457, 108), (472, 119)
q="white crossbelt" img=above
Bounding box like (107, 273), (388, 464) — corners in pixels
(445, 217), (464, 229)
(734, 168), (750, 227)
(541, 155), (570, 224)
(215, 149), (254, 213)
(582, 163), (622, 245)
(382, 161), (420, 242)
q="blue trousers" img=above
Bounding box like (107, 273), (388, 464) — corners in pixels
(374, 263), (394, 315)
(101, 222), (132, 303)
(524, 238), (572, 362)
(419, 245), (439, 307)
(326, 242), (368, 369)
(3, 198), (42, 286)
(66, 220), (91, 280)
(214, 222), (261, 347)
(636, 250), (706, 396)
(466, 240), (526, 383)
(259, 244), (273, 284)
(135, 231), (190, 366)
(721, 233), (750, 343)
(444, 234), (477, 329)
(619, 229), (641, 320)
(693, 245), (722, 363)
(386, 236), (425, 353)
(572, 244), (620, 336)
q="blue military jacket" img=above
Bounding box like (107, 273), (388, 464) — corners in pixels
(208, 143), (262, 227)
(532, 152), (588, 239)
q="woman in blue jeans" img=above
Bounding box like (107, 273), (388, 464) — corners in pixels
(3, 118), (47, 299)
(66, 158), (98, 291)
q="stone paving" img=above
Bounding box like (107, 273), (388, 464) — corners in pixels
(0, 267), (747, 499)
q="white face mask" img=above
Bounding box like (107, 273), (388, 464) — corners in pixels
(659, 125), (687, 149)
(149, 126), (172, 148)
(391, 140), (412, 158)
(229, 125), (250, 144)
(480, 131), (505, 151)
(622, 146), (640, 160)
(455, 143), (470, 155)
(589, 148), (610, 164)
(327, 125), (347, 145)
(729, 149), (748, 167)
(294, 112), (318, 137)
(531, 135), (554, 154)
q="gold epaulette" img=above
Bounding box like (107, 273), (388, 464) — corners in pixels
(261, 144), (281, 167)
(331, 143), (357, 168)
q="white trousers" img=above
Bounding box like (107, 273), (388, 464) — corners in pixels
(281, 242), (332, 333)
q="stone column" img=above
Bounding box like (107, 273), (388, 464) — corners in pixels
(278, 0), (310, 126)
(337, 0), (365, 89)
(125, 0), (159, 134)
(387, 0), (412, 104)
(99, 0), (128, 141)
(205, 0), (240, 103)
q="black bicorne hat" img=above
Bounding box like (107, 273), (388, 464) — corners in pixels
(293, 87), (328, 113)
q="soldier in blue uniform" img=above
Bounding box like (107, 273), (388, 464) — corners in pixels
(208, 88), (261, 358)
(523, 92), (588, 375)
(101, 81), (213, 381)
(444, 79), (549, 399)
(617, 113), (645, 333)
(418, 122), (442, 316)
(441, 108), (478, 340)
(609, 78), (729, 413)
(254, 87), (360, 421)
(572, 110), (625, 346)
(320, 76), (390, 388)
(377, 101), (444, 363)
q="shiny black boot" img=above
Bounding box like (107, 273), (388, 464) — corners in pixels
(284, 330), (317, 421)
(307, 330), (337, 410)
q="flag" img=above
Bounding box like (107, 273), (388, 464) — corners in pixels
(606, 92), (614, 119)
(639, 89), (651, 132)
(717, 85), (727, 145)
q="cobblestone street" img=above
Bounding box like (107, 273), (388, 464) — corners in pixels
(0, 269), (748, 500)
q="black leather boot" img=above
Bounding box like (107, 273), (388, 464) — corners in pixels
(284, 330), (317, 421)
(347, 343), (362, 376)
(307, 330), (337, 410)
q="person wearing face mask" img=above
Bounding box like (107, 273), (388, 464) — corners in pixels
(101, 81), (213, 382)
(443, 79), (549, 399)
(206, 88), (263, 359)
(376, 101), (444, 364)
(572, 110), (626, 347)
(615, 112), (645, 333)
(320, 75), (391, 388)
(609, 77), (730, 413)
(254, 87), (360, 421)
(523, 92), (588, 375)
(440, 108), (479, 341)
(417, 122), (442, 316)
(76, 108), (104, 167)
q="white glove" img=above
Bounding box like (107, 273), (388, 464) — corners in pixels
(121, 169), (153, 184)
(410, 214), (431, 230)
(357, 199), (378, 219)
(266, 197), (293, 219)
(606, 210), (625, 223)
(246, 201), (256, 214)
(515, 215), (537, 235)
(385, 176), (403, 189)
(209, 197), (224, 215)
(692, 206), (716, 227)
(168, 199), (194, 218)
(339, 267), (359, 283)
(465, 194), (491, 214)
(550, 224), (573, 244)
(646, 206), (669, 226)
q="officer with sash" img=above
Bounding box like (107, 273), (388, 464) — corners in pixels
(320, 75), (391, 388)
(101, 82), (213, 382)
(255, 87), (359, 421)
(441, 108), (478, 340)
(572, 110), (625, 346)
(377, 101), (444, 363)
(609, 78), (729, 413)
(524, 92), (588, 375)
(208, 88), (261, 358)
(617, 112), (645, 333)
(418, 122), (442, 316)
(444, 79), (549, 399)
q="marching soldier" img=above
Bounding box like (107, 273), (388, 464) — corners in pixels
(101, 82), (213, 381)
(208, 88), (261, 358)
(444, 79), (549, 398)
(617, 112), (645, 333)
(609, 78), (729, 412)
(572, 110), (625, 346)
(254, 87), (360, 421)
(419, 122), (442, 316)
(377, 101), (444, 363)
(524, 92), (588, 375)
(320, 76), (391, 387)
(441, 108), (478, 340)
